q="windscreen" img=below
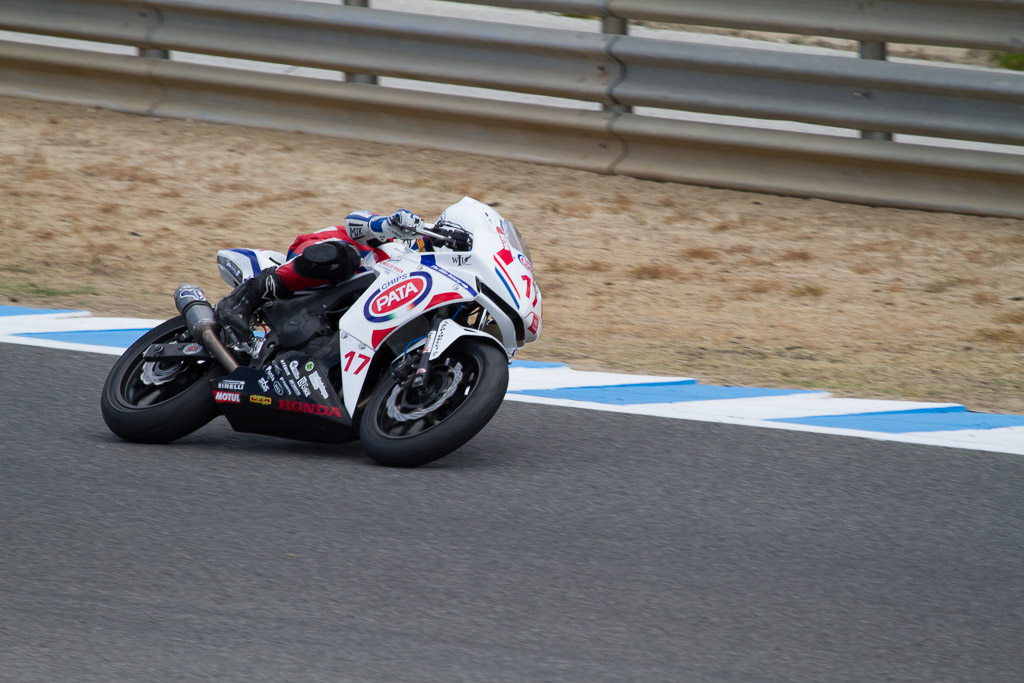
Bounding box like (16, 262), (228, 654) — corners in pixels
(501, 218), (532, 265)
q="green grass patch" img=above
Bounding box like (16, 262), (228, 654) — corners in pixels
(994, 52), (1024, 70)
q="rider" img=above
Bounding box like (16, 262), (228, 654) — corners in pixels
(215, 209), (424, 337)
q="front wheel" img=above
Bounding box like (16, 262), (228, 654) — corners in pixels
(359, 339), (509, 467)
(101, 317), (226, 443)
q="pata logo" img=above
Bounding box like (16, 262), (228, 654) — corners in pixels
(364, 272), (433, 323)
(372, 279), (425, 315)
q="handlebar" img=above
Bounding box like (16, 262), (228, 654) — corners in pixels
(414, 222), (473, 251)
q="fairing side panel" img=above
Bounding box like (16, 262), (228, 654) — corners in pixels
(336, 255), (475, 416)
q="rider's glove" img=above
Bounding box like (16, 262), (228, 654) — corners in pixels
(371, 209), (423, 241)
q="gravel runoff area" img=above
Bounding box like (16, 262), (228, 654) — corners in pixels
(2, 96), (1023, 413)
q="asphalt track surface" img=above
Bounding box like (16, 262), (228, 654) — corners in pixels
(2, 345), (1022, 682)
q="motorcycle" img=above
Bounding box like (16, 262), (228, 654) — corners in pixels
(101, 197), (542, 467)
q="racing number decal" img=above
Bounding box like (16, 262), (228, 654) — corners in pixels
(521, 275), (538, 306)
(343, 351), (371, 374)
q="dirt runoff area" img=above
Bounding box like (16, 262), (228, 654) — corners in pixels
(2, 95), (1023, 414)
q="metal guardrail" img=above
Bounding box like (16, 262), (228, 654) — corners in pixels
(611, 38), (1024, 146)
(0, 0), (1022, 217)
(449, 0), (1024, 52)
(4, 0), (1022, 144)
(0, 0), (618, 101)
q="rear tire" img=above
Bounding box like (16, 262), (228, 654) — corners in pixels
(100, 317), (226, 443)
(359, 339), (508, 467)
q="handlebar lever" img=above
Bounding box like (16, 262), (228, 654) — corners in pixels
(415, 226), (448, 241)
(415, 223), (472, 250)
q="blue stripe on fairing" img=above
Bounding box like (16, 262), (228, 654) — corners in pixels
(0, 306), (84, 316)
(772, 406), (1024, 433)
(510, 360), (568, 368)
(426, 264), (477, 297)
(512, 381), (817, 405)
(14, 329), (151, 347)
(229, 249), (262, 278)
(494, 267), (520, 307)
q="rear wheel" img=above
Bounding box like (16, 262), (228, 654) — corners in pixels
(100, 317), (227, 443)
(359, 339), (508, 467)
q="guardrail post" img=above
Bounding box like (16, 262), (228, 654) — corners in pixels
(858, 41), (892, 140)
(602, 15), (631, 114)
(343, 0), (378, 84)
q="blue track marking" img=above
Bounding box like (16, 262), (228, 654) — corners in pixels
(0, 306), (84, 316)
(14, 329), (151, 347)
(772, 406), (1024, 433)
(3, 305), (1023, 455)
(509, 360), (569, 369)
(512, 381), (818, 405)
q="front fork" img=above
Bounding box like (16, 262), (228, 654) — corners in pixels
(390, 316), (446, 390)
(412, 317), (448, 388)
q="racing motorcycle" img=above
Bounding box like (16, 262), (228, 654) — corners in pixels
(101, 197), (542, 467)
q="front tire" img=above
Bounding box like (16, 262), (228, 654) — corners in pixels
(359, 339), (509, 467)
(101, 317), (226, 443)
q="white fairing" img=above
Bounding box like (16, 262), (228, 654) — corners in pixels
(217, 248), (287, 287)
(434, 197), (542, 343)
(427, 319), (495, 361)
(218, 198), (541, 420)
(336, 197), (541, 417)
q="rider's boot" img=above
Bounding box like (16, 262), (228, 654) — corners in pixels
(215, 268), (286, 338)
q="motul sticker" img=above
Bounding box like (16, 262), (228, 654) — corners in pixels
(364, 272), (432, 323)
(214, 391), (240, 403)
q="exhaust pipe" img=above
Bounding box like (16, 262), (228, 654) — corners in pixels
(174, 284), (240, 372)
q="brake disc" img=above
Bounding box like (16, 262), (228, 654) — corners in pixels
(385, 361), (464, 423)
(140, 360), (184, 386)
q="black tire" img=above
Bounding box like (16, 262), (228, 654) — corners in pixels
(359, 339), (509, 467)
(100, 317), (227, 443)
